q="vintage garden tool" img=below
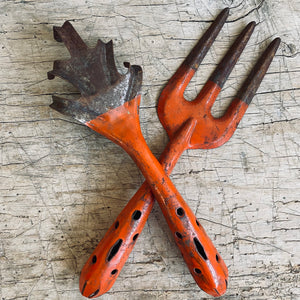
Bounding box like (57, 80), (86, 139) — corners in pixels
(48, 13), (229, 298)
(77, 8), (281, 299)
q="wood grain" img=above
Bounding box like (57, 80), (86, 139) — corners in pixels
(0, 0), (299, 299)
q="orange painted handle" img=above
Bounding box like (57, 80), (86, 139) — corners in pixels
(130, 136), (228, 297)
(79, 119), (196, 297)
(80, 97), (228, 298)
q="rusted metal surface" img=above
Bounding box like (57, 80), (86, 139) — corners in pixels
(48, 21), (143, 123)
(236, 38), (281, 105)
(48, 17), (228, 299)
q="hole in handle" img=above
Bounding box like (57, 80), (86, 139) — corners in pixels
(107, 239), (123, 262)
(175, 232), (183, 239)
(88, 289), (99, 298)
(193, 237), (207, 260)
(92, 255), (97, 264)
(111, 269), (118, 275)
(115, 221), (119, 229)
(132, 210), (142, 220)
(176, 207), (185, 217)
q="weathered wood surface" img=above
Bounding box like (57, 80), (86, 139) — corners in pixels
(0, 0), (299, 299)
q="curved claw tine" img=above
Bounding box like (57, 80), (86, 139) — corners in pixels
(195, 21), (256, 109)
(53, 21), (88, 56)
(105, 40), (120, 85)
(50, 96), (76, 118)
(220, 38), (281, 139)
(47, 60), (67, 80)
(50, 96), (89, 122)
(164, 8), (229, 96)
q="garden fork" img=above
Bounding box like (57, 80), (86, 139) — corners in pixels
(78, 8), (280, 298)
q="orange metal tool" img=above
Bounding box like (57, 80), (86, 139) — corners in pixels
(48, 14), (230, 298)
(76, 8), (281, 299)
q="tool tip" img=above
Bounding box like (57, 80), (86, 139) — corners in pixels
(271, 37), (281, 49)
(247, 20), (256, 28)
(217, 7), (230, 21)
(222, 7), (230, 15)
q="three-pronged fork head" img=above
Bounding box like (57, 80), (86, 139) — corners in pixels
(158, 10), (280, 149)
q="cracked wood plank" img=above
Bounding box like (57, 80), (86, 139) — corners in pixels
(0, 0), (299, 299)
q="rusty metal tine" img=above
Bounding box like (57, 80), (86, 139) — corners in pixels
(194, 22), (256, 110)
(235, 38), (281, 105)
(219, 38), (281, 140)
(48, 36), (127, 97)
(105, 40), (121, 85)
(50, 96), (91, 121)
(166, 8), (229, 94)
(50, 95), (73, 115)
(53, 21), (88, 55)
(209, 22), (256, 88)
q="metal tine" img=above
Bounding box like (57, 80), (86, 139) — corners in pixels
(194, 21), (256, 109)
(105, 40), (121, 85)
(48, 22), (88, 81)
(165, 8), (229, 96)
(50, 96), (76, 118)
(224, 38), (281, 122)
(50, 95), (96, 123)
(209, 22), (256, 89)
(47, 60), (67, 80)
(53, 21), (88, 56)
(235, 38), (281, 105)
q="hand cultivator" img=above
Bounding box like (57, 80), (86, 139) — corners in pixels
(48, 7), (280, 299)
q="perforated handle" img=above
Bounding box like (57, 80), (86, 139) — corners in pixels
(80, 118), (227, 298)
(79, 180), (154, 298)
(79, 120), (195, 298)
(81, 98), (228, 297)
(126, 124), (228, 297)
(142, 156), (228, 297)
